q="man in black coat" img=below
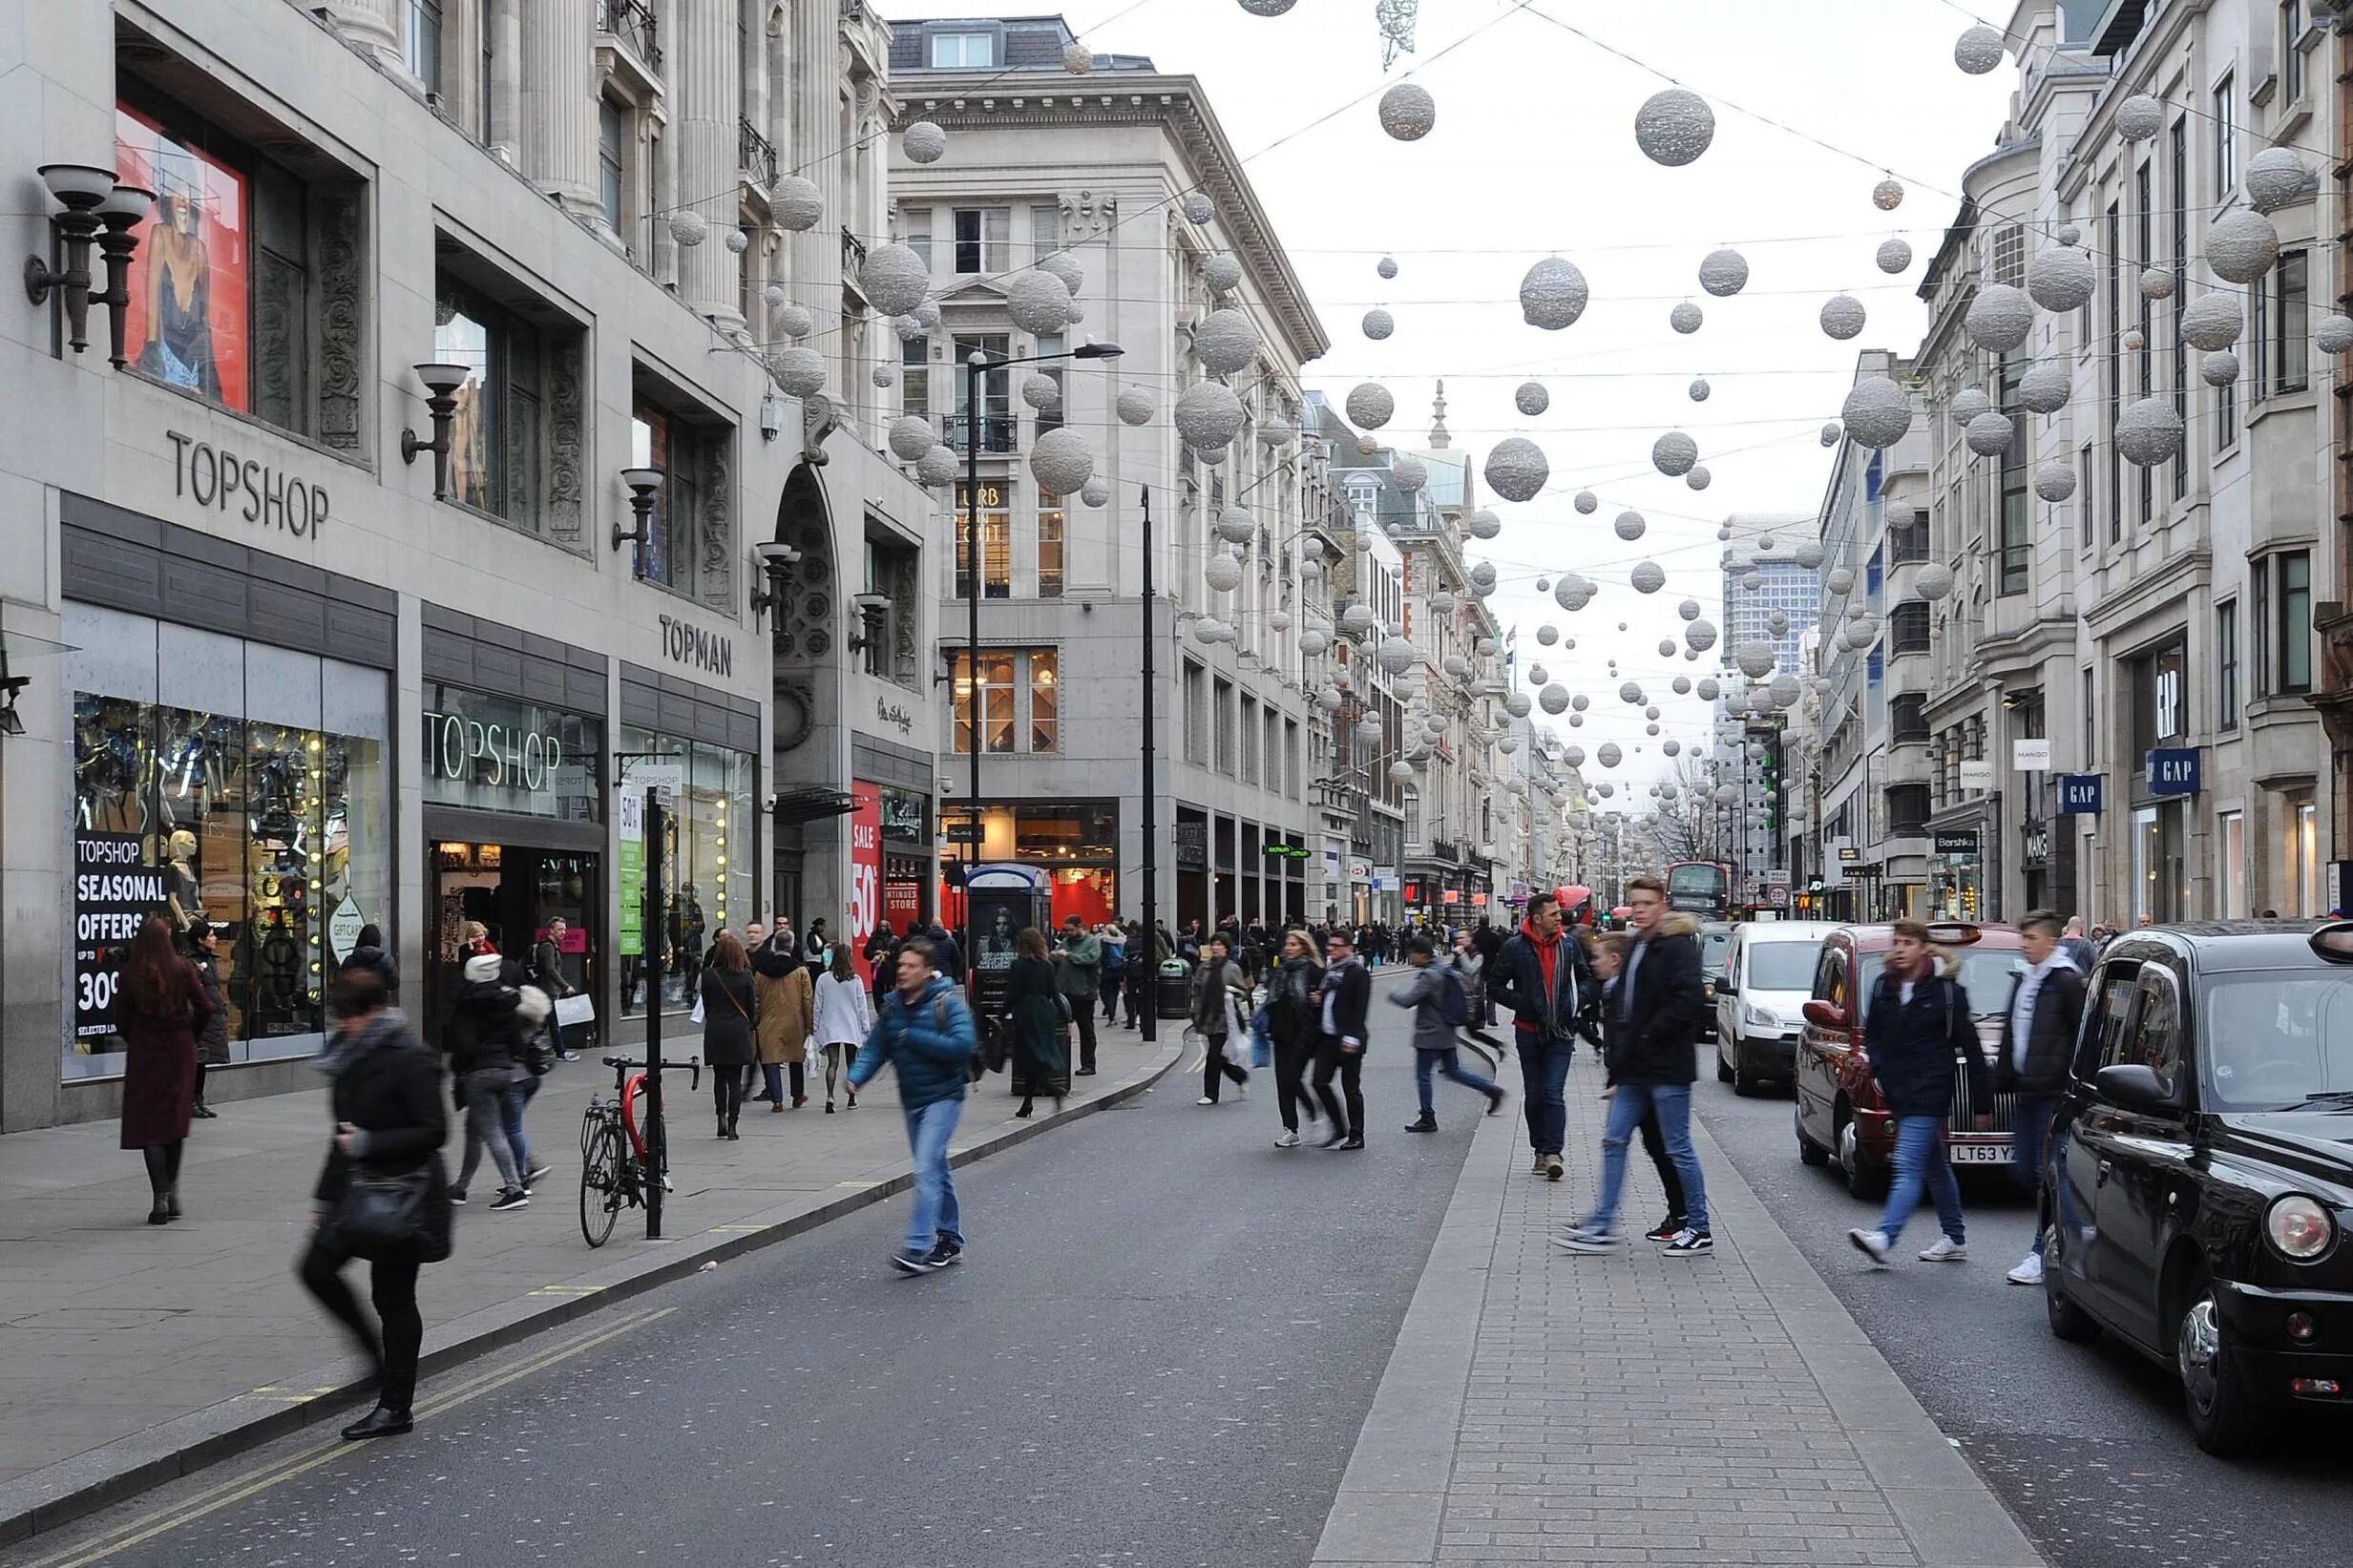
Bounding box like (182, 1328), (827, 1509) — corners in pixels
(1557, 875), (1713, 1255)
(1997, 909), (2087, 1286)
(1849, 919), (1994, 1269)
(1311, 928), (1373, 1149)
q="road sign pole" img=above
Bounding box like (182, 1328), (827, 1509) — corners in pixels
(642, 787), (665, 1240)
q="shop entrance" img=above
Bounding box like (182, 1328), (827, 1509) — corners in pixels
(425, 839), (599, 1047)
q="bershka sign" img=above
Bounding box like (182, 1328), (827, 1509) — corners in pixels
(1934, 830), (1981, 856)
(74, 832), (165, 1039)
(166, 430), (330, 537)
(660, 615), (733, 678)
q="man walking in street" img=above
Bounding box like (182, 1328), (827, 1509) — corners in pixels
(847, 938), (978, 1274)
(1847, 918), (1993, 1268)
(2059, 915), (2097, 972)
(1394, 933), (1506, 1131)
(1053, 915), (1103, 1077)
(532, 916), (583, 1061)
(1486, 890), (1592, 1181)
(1188, 933), (1252, 1104)
(1999, 909), (2086, 1286)
(1556, 874), (1713, 1255)
(1312, 928), (1371, 1148)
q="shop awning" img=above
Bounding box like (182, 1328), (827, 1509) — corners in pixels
(771, 784), (857, 825)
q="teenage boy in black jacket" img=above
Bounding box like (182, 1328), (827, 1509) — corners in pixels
(1312, 928), (1373, 1149)
(1997, 909), (2087, 1286)
(1849, 919), (1994, 1269)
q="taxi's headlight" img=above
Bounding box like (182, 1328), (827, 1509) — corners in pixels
(2266, 1195), (2337, 1261)
(1743, 1002), (1781, 1034)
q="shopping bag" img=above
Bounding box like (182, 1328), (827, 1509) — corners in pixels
(555, 993), (596, 1028)
(689, 992), (705, 1026)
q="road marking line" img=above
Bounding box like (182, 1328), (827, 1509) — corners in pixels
(833, 1180), (880, 1189)
(708, 1223), (767, 1233)
(20, 1307), (674, 1568)
(523, 1285), (604, 1296)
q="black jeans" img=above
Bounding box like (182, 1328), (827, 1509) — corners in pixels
(299, 1232), (422, 1412)
(712, 1064), (749, 1127)
(1637, 1101), (1687, 1218)
(1202, 1034), (1249, 1100)
(1272, 1035), (1320, 1131)
(1069, 997), (1099, 1071)
(1101, 978), (1122, 1021)
(1313, 1034), (1364, 1136)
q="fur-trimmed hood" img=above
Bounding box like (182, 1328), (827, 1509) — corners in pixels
(1657, 912), (1699, 940)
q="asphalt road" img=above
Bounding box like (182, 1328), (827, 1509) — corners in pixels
(1692, 1064), (2353, 1568)
(11, 971), (1482, 1568)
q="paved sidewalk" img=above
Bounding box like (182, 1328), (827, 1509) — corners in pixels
(0, 1022), (1178, 1542)
(1310, 1048), (2046, 1567)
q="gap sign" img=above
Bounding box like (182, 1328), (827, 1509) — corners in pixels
(2147, 748), (2202, 797)
(2058, 775), (2104, 814)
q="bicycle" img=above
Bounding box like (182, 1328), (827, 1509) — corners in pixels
(578, 1054), (701, 1247)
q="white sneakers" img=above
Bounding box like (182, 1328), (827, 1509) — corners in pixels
(1851, 1228), (1970, 1266)
(1196, 1096), (1217, 1106)
(1848, 1228), (1892, 1265)
(1273, 1129), (1302, 1149)
(1917, 1236), (1967, 1263)
(2006, 1252), (2044, 1286)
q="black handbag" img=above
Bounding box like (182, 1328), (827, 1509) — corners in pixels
(332, 1166), (441, 1262)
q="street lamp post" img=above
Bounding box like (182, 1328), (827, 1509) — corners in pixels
(957, 342), (1122, 982)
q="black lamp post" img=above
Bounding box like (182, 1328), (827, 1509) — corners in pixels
(956, 340), (1122, 978)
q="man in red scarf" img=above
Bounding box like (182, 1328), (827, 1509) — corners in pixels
(1485, 889), (1596, 1181)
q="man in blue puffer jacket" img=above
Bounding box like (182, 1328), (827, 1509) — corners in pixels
(849, 937), (978, 1273)
(1849, 919), (1994, 1269)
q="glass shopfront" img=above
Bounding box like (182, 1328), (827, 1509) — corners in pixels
(616, 727), (755, 1016)
(941, 801), (1117, 930)
(66, 603), (389, 1078)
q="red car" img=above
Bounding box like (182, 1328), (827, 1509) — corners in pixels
(1792, 921), (2027, 1197)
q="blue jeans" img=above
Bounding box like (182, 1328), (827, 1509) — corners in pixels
(2012, 1095), (2060, 1255)
(1515, 1035), (1574, 1156)
(503, 1074), (539, 1175)
(1589, 1083), (1709, 1234)
(1880, 1115), (1964, 1245)
(1415, 1047), (1496, 1114)
(903, 1096), (965, 1257)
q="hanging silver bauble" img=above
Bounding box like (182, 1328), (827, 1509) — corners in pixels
(1376, 255), (1398, 280)
(1877, 238), (1913, 274)
(2115, 396), (2185, 467)
(1672, 677), (1692, 696)
(2138, 265), (2176, 302)
(2122, 327), (2148, 350)
(1339, 602), (1376, 637)
(1204, 550), (1244, 595)
(902, 120), (949, 164)
(1239, 0), (1297, 13)
(1360, 307), (1395, 342)
(1678, 598), (1701, 622)
(1795, 540), (1825, 570)
(1299, 629), (1331, 658)
(1192, 307), (1258, 376)
(2200, 349), (2240, 387)
(772, 175), (824, 232)
(1215, 505), (1256, 545)
(1527, 661), (1548, 685)
(1596, 742), (1623, 769)
(1965, 410), (2015, 457)
(1634, 88), (1714, 166)
(1766, 610), (1791, 637)
(1614, 510), (1647, 541)
(1670, 301), (1704, 334)
(1735, 641), (1776, 679)
(1345, 382), (1395, 430)
(1003, 269), (1072, 335)
(1036, 255), (1084, 303)
(1562, 743), (1586, 768)
(1062, 40), (1094, 73)
(1116, 387), (1157, 427)
(1965, 283), (2035, 351)
(2206, 209), (2280, 285)
(1953, 23), (2006, 73)
(722, 224), (751, 256)
(772, 348), (824, 401)
(2115, 93), (2162, 141)
(667, 208), (708, 247)
(892, 313), (926, 340)
(1174, 381), (1246, 450)
(1573, 490), (1598, 514)
(1377, 81), (1438, 141)
(1841, 377), (1914, 449)
(872, 363), (897, 389)
(1080, 475), (1111, 509)
(762, 282), (788, 309)
(1658, 638), (1676, 658)
(1949, 386), (1992, 423)
(2033, 460), (2078, 502)
(915, 445), (959, 487)
(1826, 567), (1856, 596)
(1030, 427), (1094, 493)
(1874, 177), (1905, 211)
(1684, 617), (1717, 652)
(1689, 377), (1712, 402)
(1697, 678), (1721, 700)
(1515, 380), (1549, 416)
(1504, 690), (1533, 718)
(1686, 465), (1712, 491)
(1393, 456), (1428, 492)
(1535, 624), (1559, 646)
(2181, 292), (2245, 351)
(1182, 191), (1215, 225)
(1192, 618), (1233, 646)
(2027, 245), (2097, 311)
(2315, 315), (2353, 355)
(1520, 257), (1590, 330)
(1819, 293), (1867, 341)
(2018, 361), (2072, 414)
(1651, 430), (1698, 476)
(1631, 561), (1666, 595)
(773, 303), (814, 340)
(2245, 145), (2313, 214)
(1021, 371), (1061, 412)
(1699, 248), (1749, 297)
(889, 415), (937, 462)
(1353, 715), (1383, 745)
(1914, 562), (1956, 601)
(859, 243), (931, 315)
(1539, 684), (1570, 715)
(1483, 437), (1548, 502)
(1821, 421), (1843, 447)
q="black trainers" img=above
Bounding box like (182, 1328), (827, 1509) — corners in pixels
(1404, 1112), (1438, 1133)
(1645, 1215), (1687, 1243)
(523, 1163), (554, 1189)
(489, 1188), (530, 1212)
(890, 1250), (942, 1275)
(1661, 1227), (1714, 1256)
(927, 1240), (964, 1268)
(448, 1190), (469, 1206)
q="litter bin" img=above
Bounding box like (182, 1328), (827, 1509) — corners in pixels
(1156, 958), (1192, 1020)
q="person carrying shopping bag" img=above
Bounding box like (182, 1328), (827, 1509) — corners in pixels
(752, 931), (814, 1110)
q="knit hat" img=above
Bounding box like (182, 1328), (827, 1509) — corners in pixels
(463, 953), (502, 984)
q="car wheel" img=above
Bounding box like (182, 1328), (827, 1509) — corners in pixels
(1838, 1117), (1887, 1201)
(1796, 1102), (1829, 1166)
(2041, 1225), (2098, 1344)
(1732, 1055), (1759, 1098)
(2175, 1265), (2260, 1455)
(1716, 1050), (1734, 1083)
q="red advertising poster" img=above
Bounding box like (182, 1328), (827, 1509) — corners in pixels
(849, 782), (883, 985)
(115, 106), (251, 410)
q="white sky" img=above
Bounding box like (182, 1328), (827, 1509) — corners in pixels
(878, 0), (2016, 798)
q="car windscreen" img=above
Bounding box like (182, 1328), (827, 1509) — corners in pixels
(1701, 930), (1732, 972)
(2201, 972), (2353, 1112)
(1744, 941), (1822, 992)
(1855, 949), (2022, 1020)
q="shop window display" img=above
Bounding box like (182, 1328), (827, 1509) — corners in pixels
(616, 728), (754, 1017)
(66, 605), (388, 1078)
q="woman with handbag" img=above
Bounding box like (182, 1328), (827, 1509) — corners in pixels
(1005, 927), (1067, 1119)
(442, 953), (531, 1210)
(700, 932), (759, 1139)
(751, 932), (813, 1110)
(301, 965), (451, 1441)
(811, 944), (872, 1112)
(117, 915), (215, 1223)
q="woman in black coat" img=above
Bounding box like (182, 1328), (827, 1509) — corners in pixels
(1005, 927), (1068, 1119)
(1266, 930), (1325, 1146)
(191, 923), (231, 1119)
(301, 966), (450, 1441)
(700, 931), (758, 1139)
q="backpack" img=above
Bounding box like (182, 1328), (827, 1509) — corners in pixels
(1437, 964), (1469, 1028)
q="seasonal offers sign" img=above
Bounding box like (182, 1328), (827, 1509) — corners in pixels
(74, 832), (167, 1040)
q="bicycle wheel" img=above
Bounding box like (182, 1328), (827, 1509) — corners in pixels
(579, 1119), (622, 1248)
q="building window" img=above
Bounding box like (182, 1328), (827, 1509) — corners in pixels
(1891, 693), (1928, 742)
(1989, 223), (2025, 287)
(1037, 493), (1065, 597)
(1887, 509), (1928, 565)
(905, 211), (932, 271)
(2278, 550), (2313, 694)
(1214, 677), (1236, 777)
(434, 275), (545, 527)
(930, 31), (992, 68)
(900, 334), (930, 422)
(1185, 661), (1208, 766)
(2170, 115), (2188, 499)
(950, 333), (1012, 452)
(2083, 666), (2096, 764)
(404, 0), (443, 94)
(1240, 695), (1260, 785)
(1285, 719), (1301, 800)
(2216, 597), (2239, 728)
(2213, 73), (2237, 198)
(1998, 356), (2029, 591)
(950, 651), (1014, 754)
(1401, 785), (1420, 846)
(2283, 1), (2306, 103)
(952, 206), (1010, 274)
(1886, 784), (1931, 836)
(2253, 555), (2272, 694)
(599, 96), (629, 240)
(1891, 601), (1931, 655)
(862, 532), (920, 684)
(2218, 810), (2246, 918)
(952, 483), (1010, 599)
(2216, 347), (2237, 449)
(2268, 251), (2310, 395)
(2106, 199), (2123, 546)
(2296, 798), (2320, 916)
(1029, 651), (1059, 752)
(2078, 443), (2095, 551)
(631, 399), (711, 595)
(1030, 202), (1060, 265)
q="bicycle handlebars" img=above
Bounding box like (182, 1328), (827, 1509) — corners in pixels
(600, 1055), (704, 1091)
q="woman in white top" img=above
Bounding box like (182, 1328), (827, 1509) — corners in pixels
(811, 944), (874, 1113)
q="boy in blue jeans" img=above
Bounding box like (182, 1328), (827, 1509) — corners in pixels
(848, 938), (978, 1273)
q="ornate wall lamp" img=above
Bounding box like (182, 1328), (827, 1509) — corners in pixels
(25, 164), (150, 359)
(612, 466), (664, 576)
(400, 362), (474, 498)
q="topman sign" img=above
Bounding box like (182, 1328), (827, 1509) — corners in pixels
(659, 615), (733, 678)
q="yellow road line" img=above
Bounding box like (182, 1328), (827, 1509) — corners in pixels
(20, 1307), (674, 1568)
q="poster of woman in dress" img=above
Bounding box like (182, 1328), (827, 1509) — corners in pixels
(114, 105), (249, 410)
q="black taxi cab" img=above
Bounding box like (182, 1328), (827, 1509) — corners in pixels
(2042, 921), (2353, 1453)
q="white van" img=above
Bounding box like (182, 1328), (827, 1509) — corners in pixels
(1712, 922), (1838, 1096)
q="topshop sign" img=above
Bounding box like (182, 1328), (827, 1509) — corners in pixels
(423, 688), (604, 821)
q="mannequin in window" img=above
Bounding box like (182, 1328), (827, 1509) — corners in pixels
(164, 829), (202, 941)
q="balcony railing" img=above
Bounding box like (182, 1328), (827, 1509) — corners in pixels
(944, 415), (1018, 454)
(598, 0), (661, 69)
(739, 115), (778, 186)
(841, 225), (868, 278)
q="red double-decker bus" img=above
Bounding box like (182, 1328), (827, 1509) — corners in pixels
(1666, 861), (1732, 920)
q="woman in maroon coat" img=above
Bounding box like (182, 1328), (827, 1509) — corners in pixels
(116, 914), (214, 1223)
